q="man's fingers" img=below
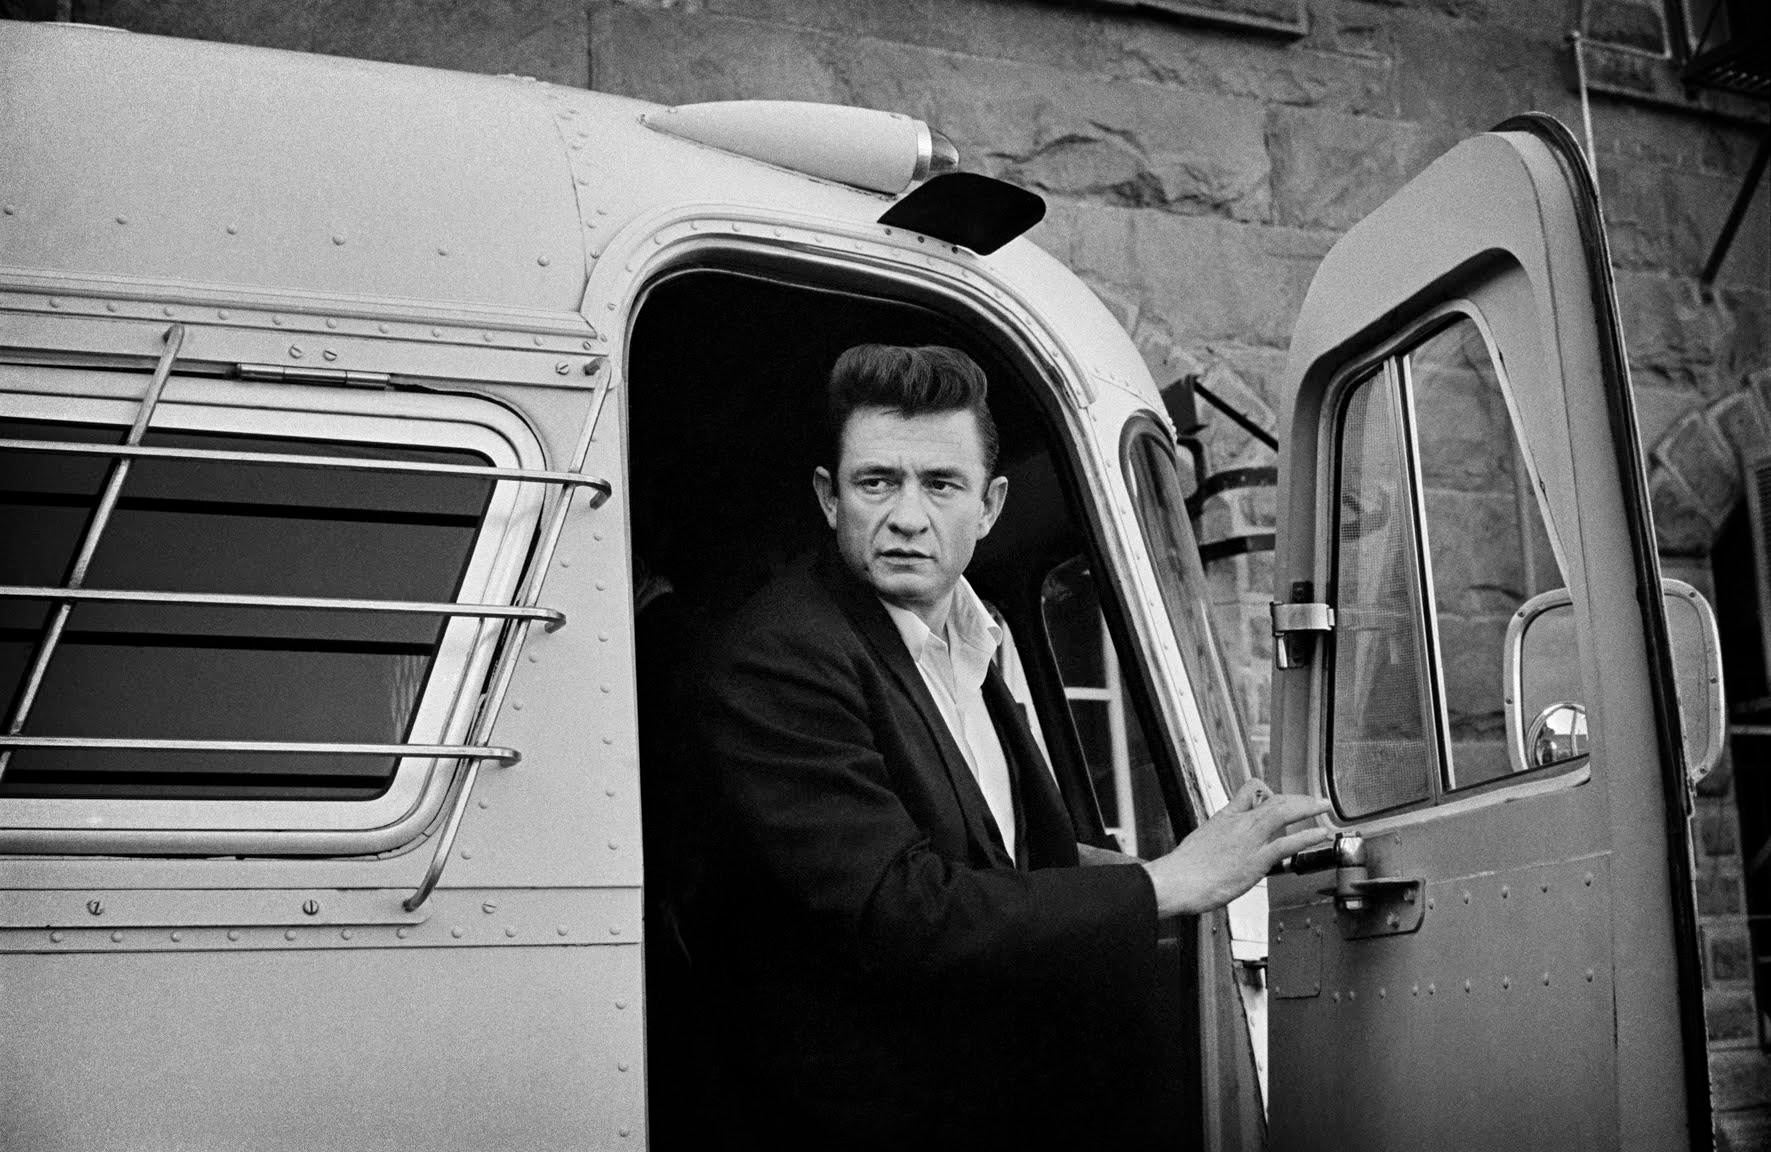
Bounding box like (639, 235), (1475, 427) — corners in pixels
(1224, 778), (1270, 813)
(1270, 826), (1335, 862)
(1251, 794), (1332, 832)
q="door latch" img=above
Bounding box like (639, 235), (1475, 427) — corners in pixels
(1280, 832), (1426, 939)
(1270, 581), (1333, 669)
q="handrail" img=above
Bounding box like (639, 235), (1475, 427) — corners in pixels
(0, 736), (519, 764)
(0, 586), (567, 632)
(400, 365), (616, 913)
(0, 324), (185, 786)
(0, 439), (612, 507)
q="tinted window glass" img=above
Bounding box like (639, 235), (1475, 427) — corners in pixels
(0, 420), (493, 800)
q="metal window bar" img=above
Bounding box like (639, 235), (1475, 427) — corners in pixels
(0, 327), (619, 912)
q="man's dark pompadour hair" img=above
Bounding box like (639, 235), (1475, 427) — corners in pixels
(823, 344), (1000, 477)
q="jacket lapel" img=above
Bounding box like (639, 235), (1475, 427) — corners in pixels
(983, 668), (1080, 870)
(816, 555), (1013, 867)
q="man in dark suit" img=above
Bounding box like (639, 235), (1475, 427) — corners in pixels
(686, 344), (1327, 1150)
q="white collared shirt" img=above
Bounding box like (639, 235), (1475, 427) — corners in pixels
(881, 578), (1022, 861)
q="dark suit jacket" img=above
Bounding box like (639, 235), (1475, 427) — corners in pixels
(685, 553), (1168, 1151)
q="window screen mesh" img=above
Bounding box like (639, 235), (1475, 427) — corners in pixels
(0, 420), (494, 801)
(1329, 372), (1434, 817)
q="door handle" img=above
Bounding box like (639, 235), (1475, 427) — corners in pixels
(1277, 832), (1425, 927)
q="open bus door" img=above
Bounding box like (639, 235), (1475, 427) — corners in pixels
(1265, 114), (1724, 1151)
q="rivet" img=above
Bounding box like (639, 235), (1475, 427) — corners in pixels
(1411, 984), (1419, 996)
(1332, 991), (1340, 1002)
(577, 177), (590, 186)
(1427, 898), (1436, 910)
(1584, 873), (1594, 886)
(431, 327), (443, 337)
(534, 335), (545, 346)
(115, 215), (128, 225)
(332, 234), (346, 245)
(451, 926), (465, 938)
(289, 345), (304, 359)
(1501, 886), (1509, 899)
(397, 927), (411, 939)
(105, 301), (117, 312)
(599, 632), (610, 643)
(538, 255), (551, 266)
(505, 926), (518, 938)
(1386, 914), (1399, 928)
(1465, 980), (1472, 993)
(608, 841), (619, 851)
(1586, 969), (1595, 982)
(689, 221), (699, 231)
(1502, 976), (1511, 989)
(601, 684), (612, 694)
(284, 930), (298, 942)
(596, 580), (606, 591)
(111, 931), (124, 943)
(2, 205), (14, 214)
(272, 315), (284, 325)
(341, 928), (353, 941)
(477, 797), (490, 809)
(559, 559), (571, 568)
(376, 321), (390, 332)
(460, 848), (472, 860)
(1427, 983), (1436, 995)
(616, 999), (628, 1010)
(217, 309), (230, 319)
(87, 899), (104, 916)
(1379, 987), (1387, 999)
(1542, 883), (1550, 893)
(437, 247), (449, 256)
(605, 787), (616, 796)
(558, 925), (570, 936)
(302, 898), (320, 916)
(512, 701), (523, 711)
(325, 318), (338, 329)
(618, 1062), (630, 1072)
(603, 737), (615, 746)
(1543, 972), (1551, 985)
(583, 340), (596, 351)
(170, 931), (183, 942)
(1347, 989), (1356, 1001)
(620, 1129), (631, 1139)
(610, 925), (621, 936)
(606, 302), (615, 311)
(48, 297), (60, 307)
(593, 532), (604, 542)
(1303, 917), (1312, 928)
(556, 361), (572, 375)
(1462, 891), (1470, 904)
(483, 903), (499, 915)
(163, 306), (175, 317)
(228, 930), (241, 942)
(481, 332), (494, 342)
(50, 931), (64, 943)
(526, 651), (540, 664)
(226, 224), (238, 234)
(322, 349), (337, 362)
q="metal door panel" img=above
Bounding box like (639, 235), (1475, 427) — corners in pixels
(1269, 116), (1700, 1151)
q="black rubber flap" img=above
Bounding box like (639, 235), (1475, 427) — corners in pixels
(877, 173), (1046, 256)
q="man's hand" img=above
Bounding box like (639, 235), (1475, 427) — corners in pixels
(1141, 779), (1332, 917)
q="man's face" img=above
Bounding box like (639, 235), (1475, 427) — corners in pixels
(814, 405), (1007, 627)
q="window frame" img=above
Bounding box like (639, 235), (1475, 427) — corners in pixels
(1315, 302), (1592, 825)
(0, 366), (547, 855)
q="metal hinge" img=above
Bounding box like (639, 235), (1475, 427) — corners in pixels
(236, 363), (393, 388)
(1270, 583), (1334, 670)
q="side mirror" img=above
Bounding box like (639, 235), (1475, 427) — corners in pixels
(1506, 578), (1726, 785)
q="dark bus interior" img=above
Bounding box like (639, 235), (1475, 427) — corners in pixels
(623, 260), (1203, 1147)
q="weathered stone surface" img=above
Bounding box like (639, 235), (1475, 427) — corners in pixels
(1039, 200), (1332, 349)
(98, 0), (591, 84)
(684, 0), (1395, 114)
(1426, 491), (1530, 612)
(1585, 0), (1667, 53)
(1415, 363), (1516, 493)
(589, 4), (844, 101)
(1650, 466), (1719, 555)
(1711, 1048), (1771, 1112)
(1712, 389), (1771, 465)
(1616, 270), (1735, 396)
(1717, 1107), (1771, 1152)
(1709, 923), (1752, 982)
(1392, 10), (1563, 129)
(1435, 613), (1510, 739)
(1657, 412), (1743, 524)
(1267, 105), (1440, 229)
(1698, 862), (1746, 915)
(1699, 794), (1743, 857)
(1634, 384), (1702, 454)
(1602, 156), (1771, 290)
(1707, 984), (1757, 1041)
